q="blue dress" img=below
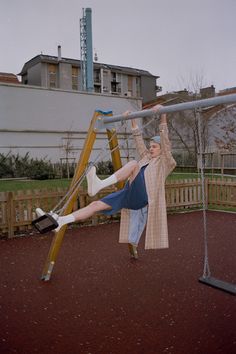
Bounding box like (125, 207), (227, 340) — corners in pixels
(100, 165), (148, 215)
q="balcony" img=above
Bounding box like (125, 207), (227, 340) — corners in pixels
(111, 78), (120, 83)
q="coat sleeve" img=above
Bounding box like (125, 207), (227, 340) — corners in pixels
(132, 127), (149, 159)
(159, 122), (177, 176)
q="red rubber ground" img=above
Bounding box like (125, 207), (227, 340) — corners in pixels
(0, 211), (236, 354)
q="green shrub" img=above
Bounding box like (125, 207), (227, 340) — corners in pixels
(96, 160), (114, 175)
(27, 158), (55, 180)
(0, 153), (55, 180)
(0, 153), (14, 178)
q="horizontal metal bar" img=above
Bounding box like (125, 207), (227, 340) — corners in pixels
(101, 93), (236, 125)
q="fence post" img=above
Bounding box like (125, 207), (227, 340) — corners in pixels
(7, 192), (14, 238)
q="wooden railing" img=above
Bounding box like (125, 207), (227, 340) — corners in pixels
(0, 178), (235, 238)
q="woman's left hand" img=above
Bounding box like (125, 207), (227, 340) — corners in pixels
(151, 104), (163, 113)
(131, 118), (138, 129)
(152, 104), (167, 123)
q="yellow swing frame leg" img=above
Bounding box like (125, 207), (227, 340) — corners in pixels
(41, 111), (123, 281)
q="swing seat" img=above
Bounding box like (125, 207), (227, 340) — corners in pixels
(199, 276), (236, 295)
(32, 213), (59, 234)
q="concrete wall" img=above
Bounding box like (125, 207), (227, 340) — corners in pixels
(41, 63), (49, 87)
(141, 76), (156, 103)
(0, 83), (142, 163)
(58, 62), (72, 90)
(26, 63), (42, 86)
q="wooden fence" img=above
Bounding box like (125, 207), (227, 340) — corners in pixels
(0, 178), (235, 238)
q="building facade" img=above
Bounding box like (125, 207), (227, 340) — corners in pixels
(19, 52), (160, 104)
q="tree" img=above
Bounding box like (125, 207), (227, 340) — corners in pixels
(143, 70), (214, 166)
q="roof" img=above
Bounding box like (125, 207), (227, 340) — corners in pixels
(143, 90), (236, 116)
(0, 72), (20, 84)
(19, 54), (159, 78)
(143, 93), (191, 109)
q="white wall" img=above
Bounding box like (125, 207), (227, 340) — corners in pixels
(0, 83), (142, 163)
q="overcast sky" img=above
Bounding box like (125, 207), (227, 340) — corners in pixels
(1, 0), (235, 94)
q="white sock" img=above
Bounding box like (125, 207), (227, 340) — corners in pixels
(100, 174), (117, 189)
(36, 208), (75, 233)
(86, 166), (117, 196)
(54, 214), (75, 233)
(36, 208), (45, 217)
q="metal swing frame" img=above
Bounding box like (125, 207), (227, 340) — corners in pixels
(41, 93), (236, 291)
(41, 110), (124, 281)
(105, 93), (236, 296)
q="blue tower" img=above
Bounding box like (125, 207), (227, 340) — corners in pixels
(80, 8), (94, 92)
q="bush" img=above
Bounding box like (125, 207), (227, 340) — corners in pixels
(27, 159), (55, 180)
(0, 153), (14, 178)
(96, 160), (114, 175)
(0, 153), (55, 180)
(173, 152), (197, 166)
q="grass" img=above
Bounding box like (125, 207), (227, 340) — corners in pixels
(208, 205), (236, 213)
(0, 178), (71, 192)
(167, 172), (199, 180)
(168, 172), (236, 181)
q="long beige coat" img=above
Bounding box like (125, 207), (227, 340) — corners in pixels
(119, 122), (176, 249)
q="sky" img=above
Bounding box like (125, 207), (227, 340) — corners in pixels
(1, 0), (236, 94)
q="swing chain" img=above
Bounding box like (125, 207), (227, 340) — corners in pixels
(196, 109), (211, 278)
(52, 162), (94, 215)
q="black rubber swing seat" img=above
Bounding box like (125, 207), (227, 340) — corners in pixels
(32, 214), (59, 234)
(199, 276), (236, 295)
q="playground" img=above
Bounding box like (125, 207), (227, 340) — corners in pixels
(1, 210), (235, 354)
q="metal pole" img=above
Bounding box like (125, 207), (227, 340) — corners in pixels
(101, 93), (236, 125)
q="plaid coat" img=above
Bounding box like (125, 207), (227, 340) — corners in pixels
(119, 122), (176, 249)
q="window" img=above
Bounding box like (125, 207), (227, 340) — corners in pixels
(72, 67), (79, 90)
(111, 72), (121, 94)
(94, 86), (101, 93)
(94, 69), (101, 83)
(48, 64), (57, 88)
(136, 77), (141, 97)
(127, 75), (133, 96)
(111, 72), (117, 82)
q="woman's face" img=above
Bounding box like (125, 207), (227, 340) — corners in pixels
(149, 141), (161, 158)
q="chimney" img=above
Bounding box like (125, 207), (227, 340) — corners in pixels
(58, 45), (62, 61)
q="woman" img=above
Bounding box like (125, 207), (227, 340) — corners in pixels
(36, 105), (176, 258)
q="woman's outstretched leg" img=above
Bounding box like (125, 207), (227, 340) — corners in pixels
(114, 160), (139, 181)
(87, 160), (139, 196)
(54, 200), (111, 232)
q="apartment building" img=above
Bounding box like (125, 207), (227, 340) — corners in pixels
(19, 53), (160, 104)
